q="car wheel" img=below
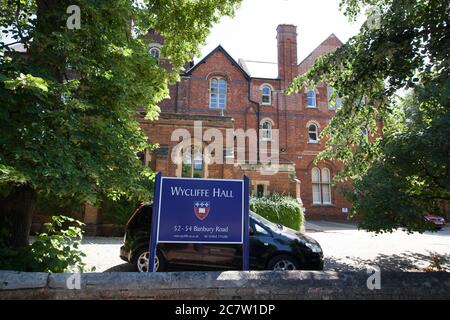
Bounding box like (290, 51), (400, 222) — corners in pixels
(267, 254), (300, 271)
(132, 247), (166, 272)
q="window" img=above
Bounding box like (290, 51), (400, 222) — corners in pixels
(181, 145), (204, 178)
(306, 89), (316, 108)
(321, 168), (332, 204)
(360, 126), (369, 145)
(328, 86), (342, 110)
(357, 96), (368, 107)
(312, 168), (322, 204)
(149, 47), (160, 59)
(308, 123), (319, 143)
(261, 120), (273, 141)
(256, 185), (265, 198)
(261, 85), (272, 105)
(312, 167), (332, 205)
(254, 222), (270, 236)
(210, 77), (227, 109)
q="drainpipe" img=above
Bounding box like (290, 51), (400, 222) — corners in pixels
(247, 81), (260, 162)
(174, 81), (179, 113)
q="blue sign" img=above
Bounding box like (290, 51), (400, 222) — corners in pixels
(149, 174), (250, 271)
(157, 177), (244, 244)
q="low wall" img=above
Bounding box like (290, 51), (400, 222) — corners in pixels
(0, 270), (449, 300)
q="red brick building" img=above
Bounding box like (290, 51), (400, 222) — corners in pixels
(141, 24), (352, 220)
(29, 24), (353, 235)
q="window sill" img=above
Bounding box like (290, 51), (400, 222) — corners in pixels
(306, 106), (317, 109)
(311, 204), (335, 207)
(308, 141), (319, 144)
(261, 103), (272, 107)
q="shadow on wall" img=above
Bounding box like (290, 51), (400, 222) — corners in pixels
(104, 263), (135, 272)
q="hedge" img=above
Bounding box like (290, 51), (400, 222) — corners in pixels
(250, 194), (304, 231)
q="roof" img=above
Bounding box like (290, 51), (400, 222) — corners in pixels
(298, 34), (343, 75)
(238, 59), (278, 79)
(184, 45), (249, 79)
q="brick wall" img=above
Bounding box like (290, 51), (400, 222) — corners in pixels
(141, 25), (355, 220)
(1, 270), (449, 300)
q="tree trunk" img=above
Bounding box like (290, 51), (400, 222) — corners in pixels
(0, 185), (37, 249)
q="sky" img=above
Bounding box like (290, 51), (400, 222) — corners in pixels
(197, 0), (366, 63)
(2, 0), (366, 63)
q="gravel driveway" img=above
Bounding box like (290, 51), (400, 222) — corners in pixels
(80, 222), (450, 272)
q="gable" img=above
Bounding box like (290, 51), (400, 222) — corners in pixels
(185, 45), (250, 80)
(298, 34), (343, 75)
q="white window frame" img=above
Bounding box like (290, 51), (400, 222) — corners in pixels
(312, 167), (333, 205)
(308, 123), (319, 143)
(321, 168), (332, 205)
(312, 167), (322, 204)
(261, 85), (272, 106)
(209, 77), (227, 109)
(181, 145), (205, 178)
(327, 86), (342, 110)
(306, 88), (317, 108)
(260, 119), (273, 141)
(149, 47), (160, 59)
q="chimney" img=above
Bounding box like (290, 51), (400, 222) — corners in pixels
(277, 24), (298, 85)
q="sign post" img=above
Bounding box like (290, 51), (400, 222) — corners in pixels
(149, 173), (250, 272)
(149, 172), (162, 273)
(243, 176), (250, 271)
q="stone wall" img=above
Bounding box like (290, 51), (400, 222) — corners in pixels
(1, 270), (449, 300)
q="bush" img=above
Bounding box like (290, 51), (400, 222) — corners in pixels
(0, 215), (88, 273)
(100, 196), (142, 227)
(250, 194), (304, 231)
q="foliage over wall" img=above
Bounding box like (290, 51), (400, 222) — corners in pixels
(0, 215), (88, 272)
(250, 194), (304, 231)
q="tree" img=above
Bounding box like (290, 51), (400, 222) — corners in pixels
(0, 0), (242, 249)
(288, 0), (449, 233)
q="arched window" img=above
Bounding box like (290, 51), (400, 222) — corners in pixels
(312, 167), (332, 205)
(149, 47), (160, 59)
(261, 85), (272, 105)
(308, 123), (319, 143)
(261, 119), (273, 141)
(312, 167), (322, 204)
(181, 145), (204, 178)
(321, 168), (332, 204)
(328, 86), (342, 110)
(210, 77), (227, 109)
(306, 88), (316, 108)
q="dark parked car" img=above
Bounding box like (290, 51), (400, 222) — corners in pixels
(120, 204), (324, 272)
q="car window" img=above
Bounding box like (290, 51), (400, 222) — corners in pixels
(254, 221), (270, 236)
(141, 206), (152, 224)
(130, 205), (152, 228)
(250, 212), (279, 232)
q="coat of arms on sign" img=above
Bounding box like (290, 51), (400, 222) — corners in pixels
(194, 201), (210, 220)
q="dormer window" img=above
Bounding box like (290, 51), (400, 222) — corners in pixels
(306, 88), (317, 108)
(261, 85), (272, 105)
(210, 77), (227, 109)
